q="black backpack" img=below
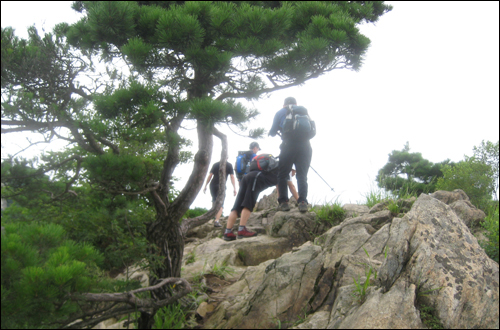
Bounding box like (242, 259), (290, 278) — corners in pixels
(248, 154), (279, 172)
(282, 105), (316, 140)
(248, 154), (279, 191)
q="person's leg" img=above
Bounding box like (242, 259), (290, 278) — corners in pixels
(226, 210), (239, 229)
(210, 185), (219, 209)
(225, 172), (254, 238)
(278, 142), (295, 204)
(215, 207), (223, 221)
(237, 207), (257, 238)
(238, 208), (252, 227)
(214, 207), (224, 227)
(295, 142), (312, 204)
(288, 180), (299, 201)
(223, 209), (239, 241)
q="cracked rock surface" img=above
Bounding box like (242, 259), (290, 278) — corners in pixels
(178, 190), (499, 329)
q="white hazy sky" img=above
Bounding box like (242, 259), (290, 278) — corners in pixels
(2, 1), (499, 212)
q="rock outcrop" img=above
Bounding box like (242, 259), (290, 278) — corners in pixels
(102, 190), (498, 329)
(195, 191), (498, 329)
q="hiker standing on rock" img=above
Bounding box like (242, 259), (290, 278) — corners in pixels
(203, 158), (237, 227)
(223, 156), (279, 241)
(269, 96), (315, 213)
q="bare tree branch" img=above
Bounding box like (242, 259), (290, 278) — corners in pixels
(65, 278), (191, 329)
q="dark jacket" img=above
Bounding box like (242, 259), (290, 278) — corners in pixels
(268, 107), (288, 138)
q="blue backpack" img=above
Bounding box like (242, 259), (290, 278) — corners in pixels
(235, 151), (253, 180)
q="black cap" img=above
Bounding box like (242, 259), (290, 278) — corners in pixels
(250, 142), (261, 150)
(284, 97), (297, 106)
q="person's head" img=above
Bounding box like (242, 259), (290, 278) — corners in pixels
(249, 142), (261, 153)
(283, 97), (297, 107)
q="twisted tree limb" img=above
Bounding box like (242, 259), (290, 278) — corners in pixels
(64, 278), (191, 329)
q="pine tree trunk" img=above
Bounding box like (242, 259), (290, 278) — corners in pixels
(137, 121), (215, 328)
(138, 215), (185, 328)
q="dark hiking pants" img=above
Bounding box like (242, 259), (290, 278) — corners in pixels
(277, 139), (312, 204)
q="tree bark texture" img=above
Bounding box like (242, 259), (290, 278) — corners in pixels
(139, 121), (215, 327)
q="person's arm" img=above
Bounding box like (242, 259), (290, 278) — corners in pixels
(230, 174), (237, 196)
(268, 109), (284, 137)
(203, 173), (213, 194)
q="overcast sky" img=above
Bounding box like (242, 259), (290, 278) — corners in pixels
(2, 1), (499, 212)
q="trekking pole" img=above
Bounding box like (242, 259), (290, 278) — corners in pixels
(310, 166), (334, 192)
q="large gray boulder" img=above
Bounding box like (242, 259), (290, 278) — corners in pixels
(270, 208), (325, 247)
(204, 242), (323, 329)
(430, 189), (469, 205)
(181, 235), (295, 281)
(378, 194), (498, 329)
(449, 199), (486, 227)
(430, 189), (486, 227)
(343, 204), (369, 217)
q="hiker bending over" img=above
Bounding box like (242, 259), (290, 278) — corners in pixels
(203, 158), (237, 227)
(269, 96), (315, 213)
(223, 166), (278, 241)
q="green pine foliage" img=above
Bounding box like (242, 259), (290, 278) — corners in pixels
(377, 142), (451, 197)
(0, 222), (133, 329)
(1, 161), (157, 271)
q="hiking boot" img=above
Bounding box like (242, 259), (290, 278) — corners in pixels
(223, 232), (236, 241)
(277, 202), (290, 212)
(298, 201), (308, 213)
(237, 226), (257, 239)
(214, 221), (222, 227)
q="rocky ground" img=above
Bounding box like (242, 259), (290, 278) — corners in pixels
(101, 189), (498, 329)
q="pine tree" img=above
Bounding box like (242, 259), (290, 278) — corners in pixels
(376, 142), (452, 196)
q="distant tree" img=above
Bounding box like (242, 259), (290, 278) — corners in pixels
(473, 140), (499, 200)
(436, 142), (497, 210)
(2, 2), (392, 327)
(376, 142), (451, 196)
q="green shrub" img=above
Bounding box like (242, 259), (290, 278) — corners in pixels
(387, 200), (400, 215)
(1, 183), (154, 272)
(0, 222), (122, 329)
(183, 207), (209, 220)
(314, 199), (345, 225)
(209, 262), (235, 279)
(153, 303), (186, 329)
(436, 156), (494, 211)
(185, 251), (196, 265)
(419, 304), (444, 329)
(480, 203), (499, 262)
(363, 188), (388, 208)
